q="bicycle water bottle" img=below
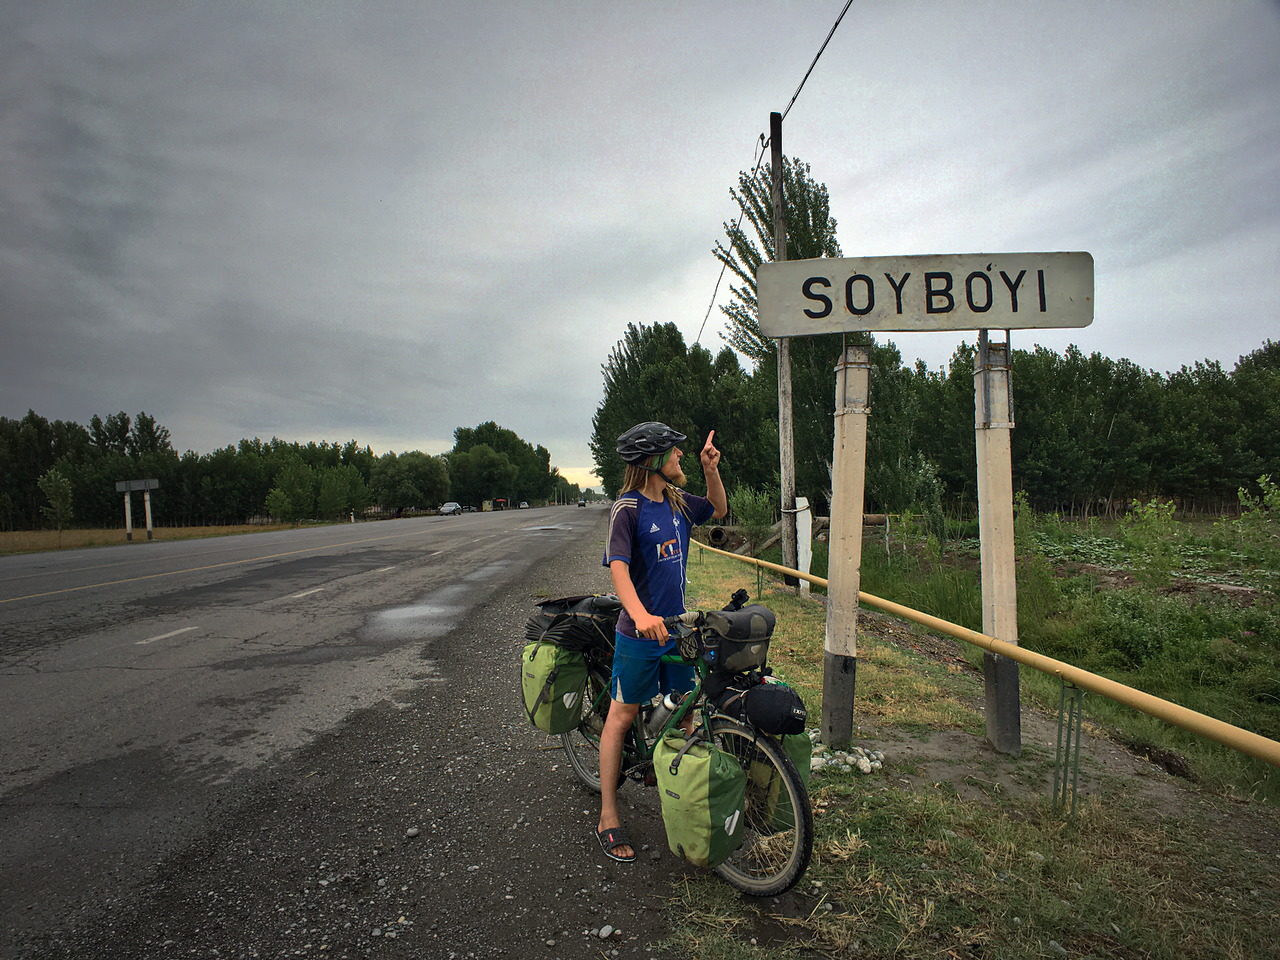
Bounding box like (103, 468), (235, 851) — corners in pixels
(646, 692), (682, 735)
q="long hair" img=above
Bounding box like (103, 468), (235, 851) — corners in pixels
(618, 454), (689, 517)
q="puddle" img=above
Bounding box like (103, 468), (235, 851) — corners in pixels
(521, 524), (571, 532)
(365, 584), (468, 642)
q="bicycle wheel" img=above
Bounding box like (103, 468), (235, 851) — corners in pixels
(560, 668), (618, 792)
(709, 719), (813, 897)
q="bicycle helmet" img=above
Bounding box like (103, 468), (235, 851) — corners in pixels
(615, 421), (687, 468)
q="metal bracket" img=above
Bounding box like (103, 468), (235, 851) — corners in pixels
(1053, 680), (1085, 816)
(834, 403), (871, 417)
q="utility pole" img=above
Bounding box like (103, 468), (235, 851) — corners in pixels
(771, 111), (798, 586)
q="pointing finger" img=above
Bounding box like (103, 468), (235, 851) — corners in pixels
(703, 430), (716, 449)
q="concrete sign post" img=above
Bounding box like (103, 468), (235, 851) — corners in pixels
(823, 345), (870, 749)
(975, 333), (1021, 755)
(758, 250), (1093, 756)
(115, 479), (160, 542)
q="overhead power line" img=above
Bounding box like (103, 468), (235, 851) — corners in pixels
(695, 0), (854, 346)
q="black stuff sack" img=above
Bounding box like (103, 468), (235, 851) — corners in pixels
(524, 594), (622, 653)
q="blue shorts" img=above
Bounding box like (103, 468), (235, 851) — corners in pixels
(610, 632), (695, 705)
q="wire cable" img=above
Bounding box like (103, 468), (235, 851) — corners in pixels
(695, 0), (854, 345)
(783, 0), (854, 121)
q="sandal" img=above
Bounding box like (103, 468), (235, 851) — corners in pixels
(595, 826), (637, 863)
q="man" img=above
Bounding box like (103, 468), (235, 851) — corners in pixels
(596, 421), (727, 862)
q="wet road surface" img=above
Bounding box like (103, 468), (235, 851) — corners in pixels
(1, 508), (694, 958)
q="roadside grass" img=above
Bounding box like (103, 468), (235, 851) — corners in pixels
(667, 547), (1280, 960)
(0, 524), (305, 555)
(759, 528), (1280, 803)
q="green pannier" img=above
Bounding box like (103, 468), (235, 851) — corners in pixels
(749, 733), (812, 832)
(653, 730), (747, 868)
(520, 640), (588, 734)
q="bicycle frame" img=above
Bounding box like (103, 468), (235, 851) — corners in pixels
(584, 647), (716, 780)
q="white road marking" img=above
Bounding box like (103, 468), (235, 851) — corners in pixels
(291, 587), (324, 598)
(374, 566), (395, 573)
(136, 626), (199, 645)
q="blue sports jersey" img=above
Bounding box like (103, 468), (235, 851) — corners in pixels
(603, 489), (715, 639)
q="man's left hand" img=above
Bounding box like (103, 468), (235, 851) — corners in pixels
(700, 430), (721, 473)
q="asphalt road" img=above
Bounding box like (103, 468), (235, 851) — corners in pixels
(1, 508), (699, 959)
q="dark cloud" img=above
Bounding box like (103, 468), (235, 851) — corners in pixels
(2, 1), (1278, 482)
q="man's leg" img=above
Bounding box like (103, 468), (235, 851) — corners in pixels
(598, 701), (640, 858)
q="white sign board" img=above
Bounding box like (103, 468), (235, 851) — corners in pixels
(758, 252), (1093, 336)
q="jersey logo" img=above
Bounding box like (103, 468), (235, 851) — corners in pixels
(657, 538), (679, 560)
(649, 522), (660, 533)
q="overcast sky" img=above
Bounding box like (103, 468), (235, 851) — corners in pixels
(2, 1), (1277, 487)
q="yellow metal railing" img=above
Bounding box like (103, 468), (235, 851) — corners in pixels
(692, 539), (1280, 769)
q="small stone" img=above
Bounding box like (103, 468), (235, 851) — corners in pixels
(942, 829), (958, 839)
(1110, 923), (1121, 936)
(371, 928), (382, 937)
(856, 757), (872, 774)
(545, 940), (555, 947)
(1048, 941), (1067, 957)
(599, 924), (614, 939)
(405, 827), (420, 838)
(1027, 851), (1046, 863)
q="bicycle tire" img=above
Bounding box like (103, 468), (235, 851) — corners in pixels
(708, 719), (813, 897)
(561, 668), (628, 792)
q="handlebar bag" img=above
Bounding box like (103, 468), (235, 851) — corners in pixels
(653, 730), (746, 868)
(701, 605), (775, 673)
(520, 640), (588, 735)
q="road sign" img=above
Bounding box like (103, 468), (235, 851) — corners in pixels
(115, 478), (160, 492)
(758, 252), (1093, 336)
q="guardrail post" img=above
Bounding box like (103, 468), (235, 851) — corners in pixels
(1053, 681), (1085, 816)
(823, 344), (870, 749)
(123, 492), (134, 542)
(975, 332), (1022, 755)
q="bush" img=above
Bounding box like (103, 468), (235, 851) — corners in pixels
(728, 486), (775, 551)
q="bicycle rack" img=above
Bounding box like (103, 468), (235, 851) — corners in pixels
(1052, 680), (1085, 816)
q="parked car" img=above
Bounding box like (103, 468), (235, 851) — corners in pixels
(439, 502), (463, 516)
(518, 501), (529, 509)
(577, 499), (586, 507)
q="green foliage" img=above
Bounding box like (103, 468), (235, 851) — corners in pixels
(37, 467), (73, 533)
(447, 443), (517, 507)
(589, 322), (774, 498)
(1120, 498), (1180, 588)
(728, 485), (775, 549)
(711, 154), (860, 510)
(451, 421), (555, 504)
(316, 464), (369, 520)
(1218, 475), (1280, 580)
(264, 458), (315, 524)
(370, 451), (449, 514)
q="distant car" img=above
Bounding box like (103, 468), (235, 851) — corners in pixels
(577, 499), (586, 507)
(462, 505), (475, 512)
(439, 502), (463, 516)
(518, 501), (529, 509)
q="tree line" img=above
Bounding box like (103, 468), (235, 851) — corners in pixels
(590, 155), (1279, 518)
(0, 413), (577, 530)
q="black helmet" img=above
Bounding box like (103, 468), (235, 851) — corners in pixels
(616, 421), (687, 465)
